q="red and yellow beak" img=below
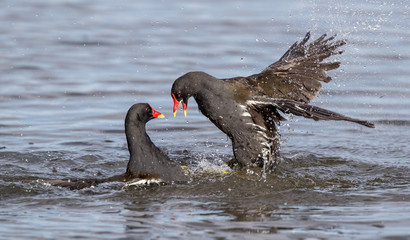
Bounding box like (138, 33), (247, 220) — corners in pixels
(172, 93), (187, 118)
(149, 104), (165, 118)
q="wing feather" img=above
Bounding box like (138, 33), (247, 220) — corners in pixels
(248, 32), (346, 103)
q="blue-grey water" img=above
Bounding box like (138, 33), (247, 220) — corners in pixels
(1, 0), (409, 239)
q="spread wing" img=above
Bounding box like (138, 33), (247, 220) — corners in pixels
(246, 32), (346, 103)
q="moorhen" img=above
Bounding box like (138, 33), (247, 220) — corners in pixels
(46, 103), (188, 189)
(171, 32), (375, 170)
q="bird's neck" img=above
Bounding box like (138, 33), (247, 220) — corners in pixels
(184, 80), (203, 99)
(125, 121), (152, 157)
(181, 71), (223, 98)
(194, 78), (226, 100)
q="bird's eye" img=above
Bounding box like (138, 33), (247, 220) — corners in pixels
(146, 107), (150, 112)
(178, 91), (182, 97)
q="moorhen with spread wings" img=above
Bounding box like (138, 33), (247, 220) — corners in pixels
(171, 32), (374, 170)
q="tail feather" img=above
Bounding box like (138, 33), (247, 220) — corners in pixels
(250, 98), (375, 128)
(42, 178), (105, 190)
(42, 174), (127, 190)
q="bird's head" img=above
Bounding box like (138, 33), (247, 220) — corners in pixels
(170, 73), (195, 118)
(146, 103), (165, 120)
(171, 71), (213, 118)
(129, 103), (165, 124)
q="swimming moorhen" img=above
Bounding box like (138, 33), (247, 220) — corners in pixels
(46, 103), (188, 189)
(171, 32), (375, 170)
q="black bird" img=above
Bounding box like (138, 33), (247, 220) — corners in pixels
(47, 103), (188, 189)
(171, 32), (375, 170)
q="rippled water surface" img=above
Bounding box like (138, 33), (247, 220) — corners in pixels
(1, 0), (409, 239)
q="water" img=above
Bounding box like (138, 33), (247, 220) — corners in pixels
(1, 0), (409, 239)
